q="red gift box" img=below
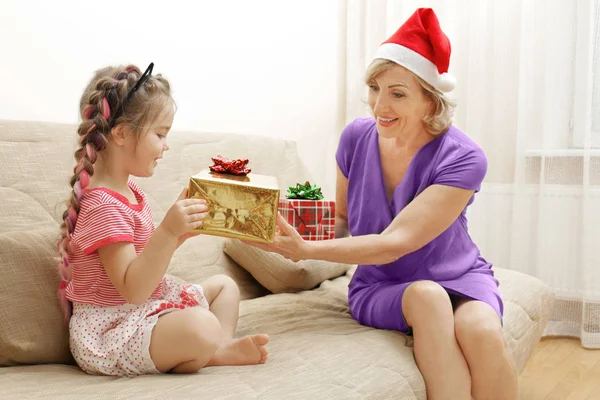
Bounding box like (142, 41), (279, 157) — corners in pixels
(278, 198), (335, 241)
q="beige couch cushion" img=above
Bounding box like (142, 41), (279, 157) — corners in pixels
(0, 229), (73, 366)
(224, 239), (352, 293)
(0, 267), (554, 400)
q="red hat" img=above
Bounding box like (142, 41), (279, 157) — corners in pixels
(372, 8), (455, 92)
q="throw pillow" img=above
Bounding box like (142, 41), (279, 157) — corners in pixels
(223, 239), (352, 294)
(0, 229), (74, 366)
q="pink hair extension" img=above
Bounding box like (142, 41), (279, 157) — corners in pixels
(85, 123), (97, 136)
(57, 285), (72, 322)
(58, 258), (69, 282)
(59, 73), (121, 322)
(74, 180), (82, 199)
(101, 98), (110, 119)
(83, 105), (96, 120)
(57, 233), (73, 322)
(86, 143), (96, 163)
(79, 169), (90, 189)
(67, 206), (78, 224)
(58, 243), (68, 260)
(57, 237), (69, 261)
(66, 210), (77, 233)
(125, 66), (137, 73)
(66, 217), (74, 234)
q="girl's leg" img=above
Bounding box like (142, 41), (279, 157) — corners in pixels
(200, 274), (269, 366)
(402, 281), (472, 400)
(201, 274), (241, 339)
(453, 299), (518, 400)
(202, 275), (269, 366)
(149, 306), (221, 373)
(149, 306), (269, 374)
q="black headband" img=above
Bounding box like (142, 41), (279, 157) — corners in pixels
(109, 62), (154, 128)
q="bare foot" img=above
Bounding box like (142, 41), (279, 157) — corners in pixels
(207, 334), (269, 366)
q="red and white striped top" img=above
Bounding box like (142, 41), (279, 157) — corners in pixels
(65, 180), (163, 306)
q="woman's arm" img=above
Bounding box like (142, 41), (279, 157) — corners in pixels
(252, 184), (475, 265)
(306, 184), (475, 264)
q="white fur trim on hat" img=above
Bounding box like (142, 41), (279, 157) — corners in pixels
(373, 43), (455, 93)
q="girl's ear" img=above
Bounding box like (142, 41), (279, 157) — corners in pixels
(110, 125), (129, 146)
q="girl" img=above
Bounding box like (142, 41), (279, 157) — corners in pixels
(57, 63), (269, 377)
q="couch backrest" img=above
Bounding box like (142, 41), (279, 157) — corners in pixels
(0, 119), (312, 295)
(0, 119), (312, 366)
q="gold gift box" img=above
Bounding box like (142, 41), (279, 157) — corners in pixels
(188, 169), (280, 243)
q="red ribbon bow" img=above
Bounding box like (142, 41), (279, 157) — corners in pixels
(209, 155), (251, 176)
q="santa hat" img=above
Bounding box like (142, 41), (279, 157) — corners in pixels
(372, 8), (456, 93)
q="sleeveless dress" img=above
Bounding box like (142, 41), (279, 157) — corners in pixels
(335, 118), (503, 333)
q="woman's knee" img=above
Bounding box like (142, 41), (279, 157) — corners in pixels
(455, 305), (505, 352)
(402, 281), (452, 325)
(403, 281), (452, 310)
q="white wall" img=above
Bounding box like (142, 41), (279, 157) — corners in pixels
(0, 0), (342, 197)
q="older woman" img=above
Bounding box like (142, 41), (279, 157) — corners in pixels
(250, 8), (517, 400)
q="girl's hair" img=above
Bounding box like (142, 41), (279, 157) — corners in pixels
(57, 64), (173, 320)
(365, 59), (456, 135)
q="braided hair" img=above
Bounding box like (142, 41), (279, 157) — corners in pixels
(57, 64), (172, 320)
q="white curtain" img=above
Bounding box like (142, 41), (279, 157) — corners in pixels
(339, 0), (600, 348)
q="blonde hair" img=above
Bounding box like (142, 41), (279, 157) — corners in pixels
(57, 64), (173, 320)
(365, 59), (456, 135)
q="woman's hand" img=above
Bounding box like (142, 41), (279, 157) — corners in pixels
(244, 213), (310, 262)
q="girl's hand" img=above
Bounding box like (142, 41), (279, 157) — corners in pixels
(160, 188), (208, 238)
(177, 231), (202, 248)
(244, 213), (309, 262)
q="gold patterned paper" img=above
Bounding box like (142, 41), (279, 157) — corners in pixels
(188, 169), (280, 243)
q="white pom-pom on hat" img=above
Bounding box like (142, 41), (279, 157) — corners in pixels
(437, 72), (456, 93)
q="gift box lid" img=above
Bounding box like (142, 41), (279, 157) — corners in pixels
(191, 169), (279, 190)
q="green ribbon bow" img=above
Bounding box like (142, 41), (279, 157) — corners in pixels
(285, 181), (324, 200)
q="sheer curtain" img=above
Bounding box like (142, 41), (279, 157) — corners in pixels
(339, 0), (600, 348)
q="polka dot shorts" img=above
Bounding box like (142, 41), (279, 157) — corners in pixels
(69, 277), (209, 377)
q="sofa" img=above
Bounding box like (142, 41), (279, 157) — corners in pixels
(0, 119), (553, 399)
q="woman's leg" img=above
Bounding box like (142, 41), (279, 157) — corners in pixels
(453, 299), (518, 400)
(402, 281), (472, 400)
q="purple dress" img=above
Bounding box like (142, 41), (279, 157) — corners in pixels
(336, 117), (503, 333)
